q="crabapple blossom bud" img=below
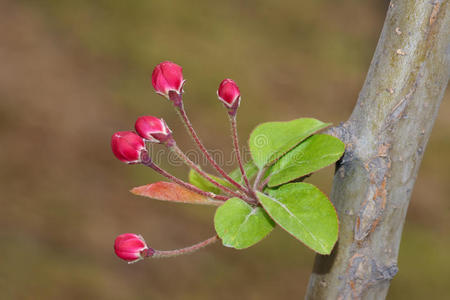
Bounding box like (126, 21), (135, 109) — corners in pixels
(114, 233), (154, 263)
(217, 79), (241, 114)
(135, 116), (172, 143)
(151, 61), (185, 99)
(111, 131), (146, 164)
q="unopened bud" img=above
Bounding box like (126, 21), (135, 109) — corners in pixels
(217, 79), (241, 115)
(114, 233), (154, 263)
(111, 131), (146, 164)
(135, 116), (172, 143)
(151, 61), (185, 99)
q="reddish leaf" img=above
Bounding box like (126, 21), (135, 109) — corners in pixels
(130, 182), (223, 206)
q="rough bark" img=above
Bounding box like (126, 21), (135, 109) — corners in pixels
(306, 1), (449, 299)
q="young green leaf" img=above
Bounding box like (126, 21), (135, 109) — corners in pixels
(267, 134), (345, 187)
(214, 197), (275, 249)
(131, 182), (223, 206)
(189, 161), (257, 193)
(249, 118), (330, 169)
(189, 169), (233, 194)
(257, 183), (338, 254)
(228, 160), (259, 185)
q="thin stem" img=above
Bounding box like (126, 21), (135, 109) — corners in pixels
(169, 92), (249, 194)
(151, 235), (219, 258)
(140, 153), (228, 201)
(229, 115), (253, 194)
(170, 143), (249, 200)
(258, 176), (270, 192)
(253, 167), (267, 191)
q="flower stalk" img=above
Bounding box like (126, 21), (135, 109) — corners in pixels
(140, 152), (228, 201)
(229, 115), (253, 195)
(149, 235), (219, 259)
(253, 167), (267, 191)
(169, 92), (251, 196)
(168, 142), (251, 201)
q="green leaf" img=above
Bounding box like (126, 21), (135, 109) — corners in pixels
(189, 169), (233, 194)
(228, 160), (259, 185)
(214, 197), (275, 249)
(257, 183), (338, 254)
(268, 134), (345, 187)
(189, 161), (258, 193)
(249, 118), (330, 169)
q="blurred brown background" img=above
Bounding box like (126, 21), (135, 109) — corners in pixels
(0, 0), (448, 299)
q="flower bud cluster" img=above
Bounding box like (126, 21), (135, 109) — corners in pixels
(112, 61), (247, 263)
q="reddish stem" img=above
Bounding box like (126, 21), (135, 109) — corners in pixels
(253, 167), (267, 191)
(229, 115), (254, 195)
(140, 153), (228, 201)
(169, 92), (250, 195)
(258, 176), (270, 191)
(170, 143), (251, 201)
(150, 235), (219, 258)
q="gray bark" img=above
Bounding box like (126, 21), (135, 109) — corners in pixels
(306, 1), (449, 299)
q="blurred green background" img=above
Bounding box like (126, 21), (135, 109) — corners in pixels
(0, 0), (448, 299)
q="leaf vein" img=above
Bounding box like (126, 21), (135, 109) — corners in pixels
(268, 196), (326, 252)
(231, 207), (257, 243)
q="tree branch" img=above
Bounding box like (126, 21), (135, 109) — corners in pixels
(306, 1), (449, 299)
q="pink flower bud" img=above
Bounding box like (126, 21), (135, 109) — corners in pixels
(151, 61), (185, 98)
(111, 131), (146, 164)
(114, 233), (154, 263)
(135, 116), (172, 143)
(217, 79), (241, 111)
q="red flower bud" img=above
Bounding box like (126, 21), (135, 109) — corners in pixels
(151, 61), (185, 98)
(135, 116), (172, 143)
(114, 233), (154, 263)
(217, 79), (241, 111)
(111, 131), (146, 164)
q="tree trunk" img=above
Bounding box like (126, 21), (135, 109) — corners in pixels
(306, 1), (449, 299)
